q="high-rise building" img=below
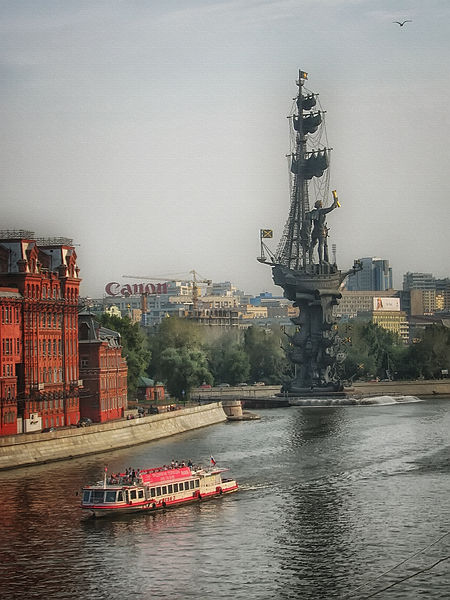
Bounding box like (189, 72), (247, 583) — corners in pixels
(403, 272), (435, 291)
(403, 272), (437, 315)
(346, 257), (393, 291)
(435, 278), (450, 312)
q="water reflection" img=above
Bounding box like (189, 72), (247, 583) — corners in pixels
(1, 403), (450, 599)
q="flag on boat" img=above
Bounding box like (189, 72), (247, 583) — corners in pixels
(210, 456), (216, 466)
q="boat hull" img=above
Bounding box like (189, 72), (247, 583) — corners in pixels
(84, 484), (238, 518)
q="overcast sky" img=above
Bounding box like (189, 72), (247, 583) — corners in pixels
(1, 0), (449, 298)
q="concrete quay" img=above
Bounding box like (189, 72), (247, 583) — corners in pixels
(352, 379), (450, 398)
(0, 402), (227, 471)
(193, 380), (450, 408)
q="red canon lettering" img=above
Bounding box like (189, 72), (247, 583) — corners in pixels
(105, 282), (121, 296)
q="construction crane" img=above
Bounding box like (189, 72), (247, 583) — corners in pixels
(189, 270), (212, 312)
(122, 271), (212, 312)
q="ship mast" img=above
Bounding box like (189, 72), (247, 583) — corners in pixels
(275, 69), (329, 272)
(258, 69), (362, 395)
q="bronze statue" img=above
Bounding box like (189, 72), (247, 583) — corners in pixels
(258, 70), (361, 395)
(307, 197), (339, 264)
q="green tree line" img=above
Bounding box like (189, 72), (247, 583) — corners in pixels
(99, 314), (450, 401)
(147, 318), (288, 400)
(339, 321), (450, 383)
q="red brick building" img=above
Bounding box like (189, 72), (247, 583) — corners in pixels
(78, 312), (128, 423)
(136, 376), (165, 403)
(0, 231), (82, 434)
(0, 288), (22, 435)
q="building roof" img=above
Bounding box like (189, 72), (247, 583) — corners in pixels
(137, 376), (164, 388)
(78, 312), (122, 346)
(0, 287), (22, 298)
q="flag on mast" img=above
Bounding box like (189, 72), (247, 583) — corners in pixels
(210, 456), (216, 466)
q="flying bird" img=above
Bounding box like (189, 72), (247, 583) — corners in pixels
(393, 20), (412, 26)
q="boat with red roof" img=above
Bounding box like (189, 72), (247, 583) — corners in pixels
(81, 460), (238, 518)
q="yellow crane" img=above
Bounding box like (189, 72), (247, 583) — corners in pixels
(122, 271), (212, 312)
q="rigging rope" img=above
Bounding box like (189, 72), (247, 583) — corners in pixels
(360, 554), (450, 599)
(342, 529), (450, 599)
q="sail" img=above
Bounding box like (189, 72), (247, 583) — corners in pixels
(274, 72), (331, 269)
(297, 93), (316, 111)
(293, 112), (322, 135)
(291, 150), (328, 179)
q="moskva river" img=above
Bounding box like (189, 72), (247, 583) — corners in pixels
(1, 398), (450, 600)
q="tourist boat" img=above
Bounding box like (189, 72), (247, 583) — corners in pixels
(81, 463), (238, 518)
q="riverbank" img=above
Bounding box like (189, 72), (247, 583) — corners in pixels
(193, 380), (450, 400)
(0, 402), (227, 471)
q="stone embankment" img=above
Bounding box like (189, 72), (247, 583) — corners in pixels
(352, 380), (450, 397)
(0, 402), (227, 471)
(221, 399), (261, 421)
(193, 380), (450, 405)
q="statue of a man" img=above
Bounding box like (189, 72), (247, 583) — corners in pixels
(307, 196), (339, 263)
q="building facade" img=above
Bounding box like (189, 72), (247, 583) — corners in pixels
(346, 257), (393, 291)
(334, 290), (399, 319)
(0, 288), (22, 434)
(78, 313), (128, 423)
(136, 376), (165, 403)
(402, 272), (441, 315)
(0, 232), (82, 434)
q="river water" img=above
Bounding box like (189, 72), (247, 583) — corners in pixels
(1, 398), (450, 600)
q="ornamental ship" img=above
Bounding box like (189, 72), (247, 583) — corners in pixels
(81, 462), (238, 518)
(258, 70), (361, 395)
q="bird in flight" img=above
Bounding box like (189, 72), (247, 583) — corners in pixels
(393, 20), (412, 26)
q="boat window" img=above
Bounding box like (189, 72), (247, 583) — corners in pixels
(130, 490), (137, 500)
(117, 491), (124, 502)
(189, 480), (194, 489)
(156, 487), (162, 496)
(105, 491), (117, 503)
(184, 482), (189, 491)
(162, 486), (167, 495)
(195, 480), (199, 488)
(138, 490), (144, 499)
(168, 484), (173, 493)
(82, 490), (91, 503)
(174, 483), (179, 492)
(150, 488), (156, 497)
(92, 490), (105, 504)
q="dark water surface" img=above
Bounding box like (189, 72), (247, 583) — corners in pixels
(1, 399), (450, 599)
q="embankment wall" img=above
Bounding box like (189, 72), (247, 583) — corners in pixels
(351, 380), (450, 397)
(193, 380), (450, 399)
(0, 403), (227, 471)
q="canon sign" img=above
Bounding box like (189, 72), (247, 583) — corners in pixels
(105, 282), (169, 297)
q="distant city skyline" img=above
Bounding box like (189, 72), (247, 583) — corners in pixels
(1, 1), (449, 297)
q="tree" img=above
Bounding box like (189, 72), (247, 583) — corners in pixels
(208, 332), (250, 385)
(147, 317), (213, 399)
(404, 325), (450, 379)
(340, 320), (405, 381)
(147, 317), (203, 377)
(158, 346), (213, 400)
(98, 313), (151, 398)
(244, 326), (288, 384)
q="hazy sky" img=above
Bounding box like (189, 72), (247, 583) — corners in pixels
(1, 0), (449, 297)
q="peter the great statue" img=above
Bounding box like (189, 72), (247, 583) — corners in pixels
(258, 70), (360, 395)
